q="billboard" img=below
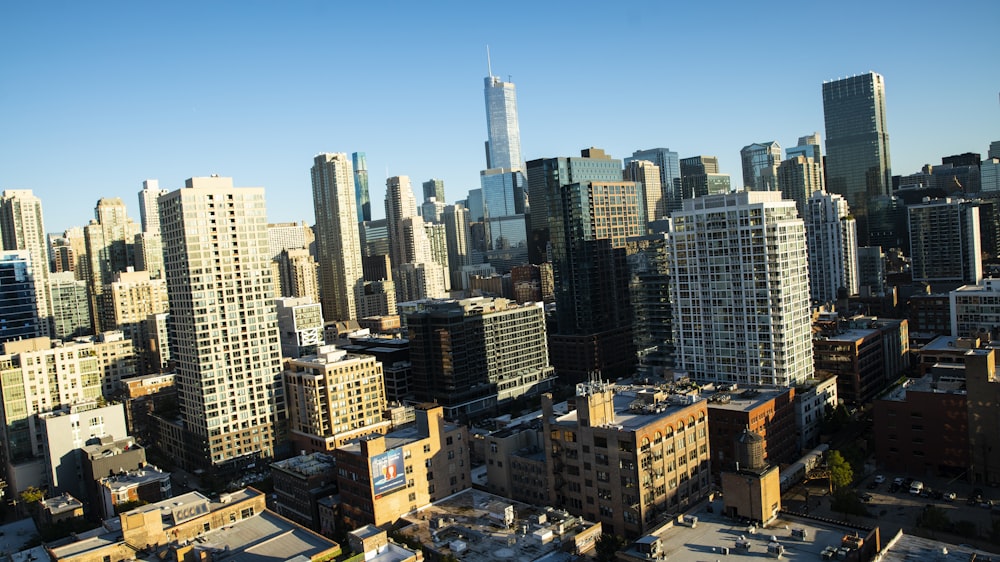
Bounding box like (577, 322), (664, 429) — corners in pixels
(371, 448), (406, 497)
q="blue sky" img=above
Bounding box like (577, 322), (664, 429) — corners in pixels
(2, 1), (998, 232)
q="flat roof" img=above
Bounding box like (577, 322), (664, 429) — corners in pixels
(553, 387), (703, 431)
(878, 532), (995, 562)
(0, 518), (39, 555)
(626, 506), (872, 562)
(191, 510), (338, 562)
(815, 328), (878, 343)
(704, 387), (791, 413)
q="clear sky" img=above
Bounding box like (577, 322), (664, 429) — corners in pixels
(2, 1), (998, 233)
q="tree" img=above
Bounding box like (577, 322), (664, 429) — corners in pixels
(827, 450), (853, 491)
(19, 486), (44, 505)
(596, 533), (627, 562)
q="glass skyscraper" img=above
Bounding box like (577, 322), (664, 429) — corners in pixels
(823, 72), (892, 246)
(740, 141), (781, 191)
(484, 74), (523, 171)
(352, 152), (370, 222)
(625, 148), (682, 215)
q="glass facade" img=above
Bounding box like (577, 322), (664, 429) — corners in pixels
(740, 141), (781, 191)
(353, 152), (370, 222)
(0, 251), (41, 343)
(484, 76), (523, 171)
(822, 72), (892, 246)
(626, 148), (682, 214)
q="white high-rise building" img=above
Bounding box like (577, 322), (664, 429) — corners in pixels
(908, 198), (982, 292)
(0, 190), (51, 337)
(484, 71), (523, 172)
(385, 176), (418, 271)
(311, 153), (365, 322)
(137, 179), (168, 235)
(159, 176), (282, 470)
(669, 191), (813, 387)
(805, 190), (859, 303)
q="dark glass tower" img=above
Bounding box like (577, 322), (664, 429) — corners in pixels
(823, 72), (892, 247)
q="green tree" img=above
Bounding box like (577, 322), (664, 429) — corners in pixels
(19, 486), (44, 505)
(595, 533), (627, 562)
(827, 450), (853, 491)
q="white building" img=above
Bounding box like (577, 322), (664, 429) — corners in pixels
(950, 277), (1000, 340)
(669, 191), (813, 386)
(276, 296), (324, 358)
(312, 153), (365, 322)
(805, 190), (859, 303)
(908, 198), (982, 292)
(159, 176), (282, 471)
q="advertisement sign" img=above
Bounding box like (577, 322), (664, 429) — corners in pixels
(371, 448), (406, 497)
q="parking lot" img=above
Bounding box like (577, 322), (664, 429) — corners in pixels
(782, 473), (999, 553)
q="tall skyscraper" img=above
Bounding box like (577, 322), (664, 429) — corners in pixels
(625, 148), (682, 214)
(670, 192), (813, 387)
(484, 67), (523, 171)
(159, 176), (283, 472)
(352, 152), (371, 223)
(679, 156), (731, 200)
(480, 168), (528, 272)
(823, 72), (892, 246)
(137, 179), (168, 234)
(526, 149), (625, 264)
(544, 148), (643, 380)
(740, 141), (782, 190)
(385, 176), (419, 271)
(0, 251), (42, 343)
(777, 155), (824, 218)
(422, 178), (445, 203)
(385, 176), (446, 301)
(805, 191), (859, 303)
(0, 190), (51, 337)
(908, 198), (982, 292)
(624, 159), (663, 226)
(83, 198), (140, 332)
(442, 204), (471, 290)
(312, 153), (365, 322)
(785, 133), (824, 192)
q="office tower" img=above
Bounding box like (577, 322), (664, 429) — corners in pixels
(989, 141), (1000, 160)
(0, 190), (51, 337)
(284, 345), (388, 453)
(679, 156), (730, 200)
(982, 158), (1000, 192)
(103, 269), (170, 375)
(50, 227), (87, 277)
(543, 149), (643, 380)
(822, 72), (892, 246)
(466, 188), (484, 222)
(159, 176), (282, 472)
(275, 297), (324, 358)
(407, 297), (555, 419)
(785, 133), (824, 191)
(526, 148), (626, 265)
(420, 198), (445, 224)
(868, 194), (908, 253)
(312, 153), (365, 322)
(425, 222), (450, 289)
(359, 279), (396, 318)
(626, 230), (673, 378)
(625, 148), (682, 215)
(83, 197), (140, 331)
(422, 178), (445, 203)
(442, 204), (471, 290)
(857, 246), (887, 294)
(386, 176), (447, 300)
(908, 198), (982, 292)
(777, 155), (824, 218)
(624, 159), (664, 225)
(137, 179), (168, 234)
(276, 247), (320, 302)
(480, 168), (528, 272)
(385, 176), (419, 271)
(0, 251), (42, 343)
(805, 191), (859, 303)
(47, 271), (92, 340)
(740, 141), (782, 190)
(360, 219), (390, 258)
(353, 152), (371, 222)
(669, 192), (813, 387)
(542, 382), (712, 537)
(484, 68), (523, 171)
(134, 231), (164, 279)
(971, 198), (1000, 261)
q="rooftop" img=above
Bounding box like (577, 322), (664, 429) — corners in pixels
(397, 489), (599, 562)
(622, 504), (872, 562)
(99, 465), (170, 490)
(814, 328), (878, 343)
(552, 384), (704, 431)
(186, 509), (338, 562)
(878, 531), (996, 562)
(704, 386), (792, 413)
(271, 452), (336, 477)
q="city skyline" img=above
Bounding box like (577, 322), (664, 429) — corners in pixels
(2, 2), (998, 233)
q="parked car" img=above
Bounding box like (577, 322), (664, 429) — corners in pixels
(874, 475), (886, 484)
(858, 493), (873, 502)
(909, 481), (924, 495)
(945, 492), (956, 502)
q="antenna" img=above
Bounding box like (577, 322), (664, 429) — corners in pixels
(486, 45), (493, 78)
